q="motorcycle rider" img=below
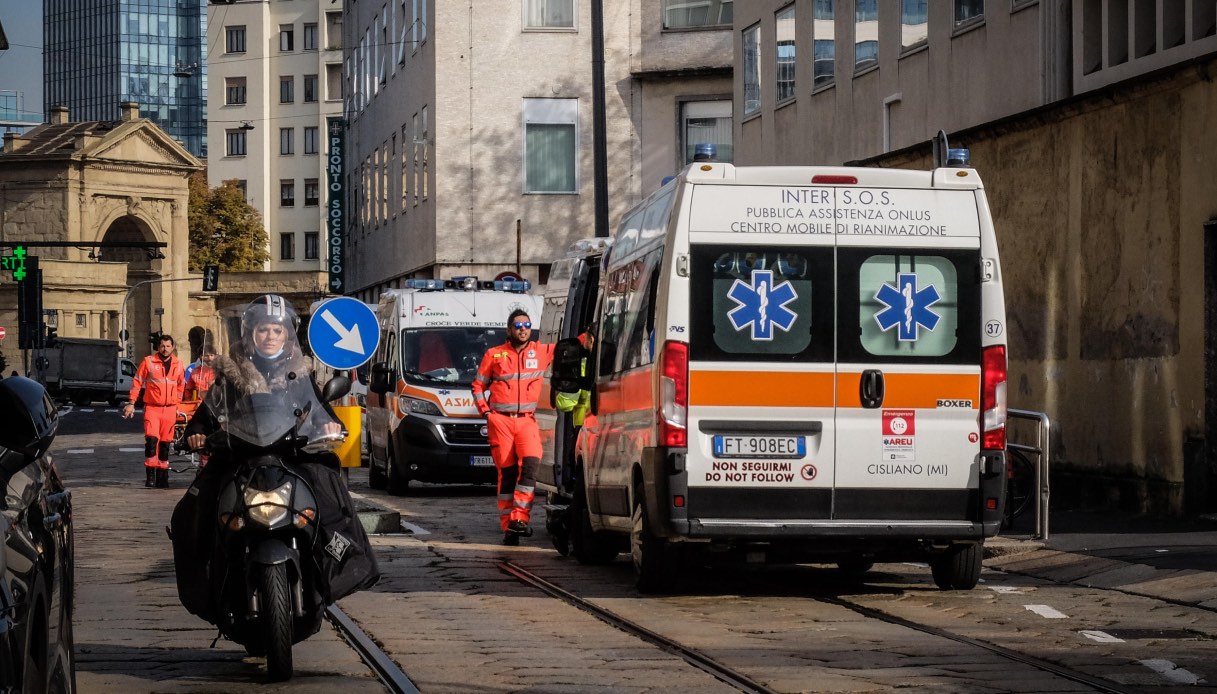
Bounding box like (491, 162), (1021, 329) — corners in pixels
(172, 295), (377, 625)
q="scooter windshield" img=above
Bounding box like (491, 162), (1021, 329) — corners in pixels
(201, 371), (343, 451)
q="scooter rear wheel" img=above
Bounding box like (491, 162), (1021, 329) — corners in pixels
(257, 564), (294, 681)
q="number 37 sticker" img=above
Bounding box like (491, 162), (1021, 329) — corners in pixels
(985, 320), (1004, 337)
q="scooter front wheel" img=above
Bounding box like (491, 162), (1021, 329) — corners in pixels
(257, 563), (294, 682)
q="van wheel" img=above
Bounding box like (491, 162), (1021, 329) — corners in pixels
(630, 481), (679, 593)
(71, 392), (92, 406)
(570, 481), (617, 565)
(545, 493), (571, 557)
(385, 440), (410, 496)
(368, 447), (387, 490)
(930, 542), (982, 590)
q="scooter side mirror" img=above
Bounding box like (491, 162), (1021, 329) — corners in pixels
(0, 377), (59, 473)
(321, 375), (352, 403)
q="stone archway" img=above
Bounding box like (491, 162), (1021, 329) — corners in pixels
(102, 215), (161, 353)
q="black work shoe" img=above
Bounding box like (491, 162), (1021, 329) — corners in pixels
(145, 469), (155, 488)
(502, 532), (520, 546)
(507, 520), (533, 537)
(155, 468), (169, 488)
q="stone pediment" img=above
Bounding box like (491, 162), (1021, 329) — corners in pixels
(86, 122), (202, 170)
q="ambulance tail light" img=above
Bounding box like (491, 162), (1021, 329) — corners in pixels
(658, 341), (688, 448)
(980, 345), (1007, 450)
(811, 174), (858, 185)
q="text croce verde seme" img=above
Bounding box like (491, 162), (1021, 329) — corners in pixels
(728, 188), (949, 236)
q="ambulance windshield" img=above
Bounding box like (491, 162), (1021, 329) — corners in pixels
(399, 327), (500, 386)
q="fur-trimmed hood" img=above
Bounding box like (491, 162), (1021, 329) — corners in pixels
(213, 351), (312, 395)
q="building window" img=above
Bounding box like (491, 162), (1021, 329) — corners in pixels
(681, 100), (733, 166)
(280, 233), (295, 261)
(902, 0), (928, 50)
(226, 130), (246, 156)
(326, 63), (344, 100)
(225, 77), (247, 105)
(280, 24), (295, 51)
(326, 11), (344, 50)
(524, 0), (574, 29)
(304, 232), (320, 260)
(742, 23), (761, 114)
(412, 0), (429, 45)
(304, 126), (319, 154)
(776, 6), (796, 103)
(304, 74), (318, 102)
(855, 0), (878, 70)
(420, 106), (429, 200)
(401, 124), (410, 210)
(662, 0), (733, 29)
(235, 180), (248, 199)
(523, 98), (576, 193)
(226, 26), (246, 53)
(813, 0), (835, 88)
(280, 128), (294, 155)
(281, 180), (296, 207)
(303, 23), (318, 50)
(954, 0), (983, 26)
(75, 313), (87, 329)
(304, 179), (320, 206)
(280, 76), (295, 104)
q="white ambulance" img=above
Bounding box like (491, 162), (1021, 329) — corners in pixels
(541, 155), (1008, 592)
(365, 278), (541, 493)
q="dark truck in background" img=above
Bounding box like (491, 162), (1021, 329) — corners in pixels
(39, 337), (134, 406)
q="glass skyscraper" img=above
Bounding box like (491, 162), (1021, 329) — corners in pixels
(44, 0), (208, 157)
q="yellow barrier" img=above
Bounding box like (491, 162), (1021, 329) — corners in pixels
(333, 404), (363, 468)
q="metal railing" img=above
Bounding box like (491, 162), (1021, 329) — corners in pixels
(1008, 408), (1052, 540)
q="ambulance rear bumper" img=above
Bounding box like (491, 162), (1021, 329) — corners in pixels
(675, 519), (993, 540)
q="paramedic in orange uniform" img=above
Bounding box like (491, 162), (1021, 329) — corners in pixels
(184, 346), (217, 401)
(122, 334), (186, 489)
(472, 309), (554, 545)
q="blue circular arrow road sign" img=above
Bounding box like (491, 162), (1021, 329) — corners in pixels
(307, 297), (380, 370)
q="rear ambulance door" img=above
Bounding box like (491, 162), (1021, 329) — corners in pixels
(832, 185), (983, 522)
(684, 182), (837, 524)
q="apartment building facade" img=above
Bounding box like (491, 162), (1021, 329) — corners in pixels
(342, 0), (733, 300)
(206, 0), (345, 273)
(733, 0), (1217, 514)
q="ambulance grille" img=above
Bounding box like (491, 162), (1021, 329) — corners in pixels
(441, 423), (486, 446)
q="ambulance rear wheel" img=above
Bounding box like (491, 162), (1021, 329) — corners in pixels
(631, 481), (679, 593)
(571, 482), (617, 565)
(368, 444), (387, 490)
(385, 441), (410, 496)
(930, 542), (982, 590)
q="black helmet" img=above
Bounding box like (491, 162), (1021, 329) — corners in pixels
(241, 294), (298, 339)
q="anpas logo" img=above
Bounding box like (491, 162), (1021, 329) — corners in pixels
(873, 272), (941, 342)
(726, 270), (799, 341)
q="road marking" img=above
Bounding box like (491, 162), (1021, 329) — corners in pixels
(1155, 549), (1169, 553)
(1024, 604), (1069, 619)
(104, 408), (119, 413)
(986, 585), (1026, 594)
(1139, 659), (1204, 685)
(1080, 630), (1124, 643)
(118, 447), (144, 453)
(400, 520), (430, 536)
(65, 449), (95, 454)
(80, 408), (95, 412)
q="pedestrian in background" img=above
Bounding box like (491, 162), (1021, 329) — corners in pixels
(123, 333), (185, 488)
(184, 344), (217, 402)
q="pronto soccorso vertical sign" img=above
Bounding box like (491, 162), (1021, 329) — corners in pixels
(326, 117), (347, 293)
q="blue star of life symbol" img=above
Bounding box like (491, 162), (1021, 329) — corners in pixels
(874, 272), (942, 341)
(726, 270), (799, 341)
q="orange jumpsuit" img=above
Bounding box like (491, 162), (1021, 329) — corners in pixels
(471, 339), (555, 531)
(130, 354), (186, 470)
(184, 363), (215, 401)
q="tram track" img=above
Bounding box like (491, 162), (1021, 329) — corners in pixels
(498, 560), (1149, 694)
(326, 605), (422, 694)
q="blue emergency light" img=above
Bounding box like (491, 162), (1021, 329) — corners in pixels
(946, 148), (971, 167)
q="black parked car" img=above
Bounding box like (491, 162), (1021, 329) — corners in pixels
(0, 376), (75, 693)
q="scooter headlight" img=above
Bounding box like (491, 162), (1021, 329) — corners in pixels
(245, 480), (293, 527)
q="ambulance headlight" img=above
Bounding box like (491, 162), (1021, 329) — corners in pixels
(402, 396), (442, 416)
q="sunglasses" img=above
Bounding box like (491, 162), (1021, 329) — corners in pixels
(512, 321), (532, 329)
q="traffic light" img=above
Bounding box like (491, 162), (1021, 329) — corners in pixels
(202, 264), (219, 292)
(44, 326), (58, 348)
(17, 257), (42, 349)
